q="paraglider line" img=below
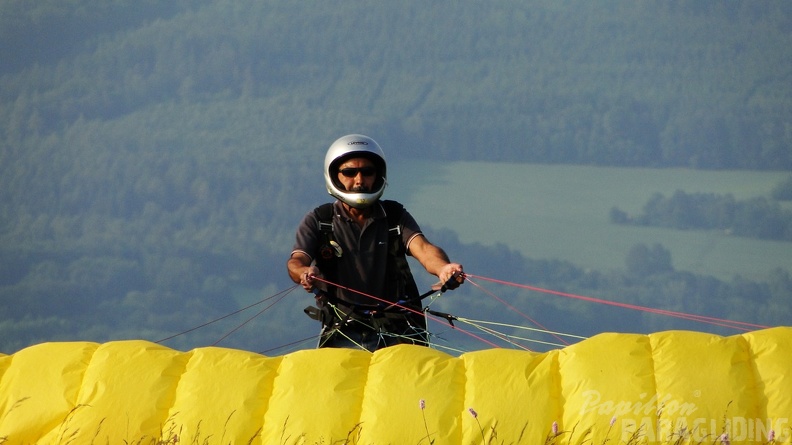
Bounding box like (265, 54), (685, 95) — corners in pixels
(211, 287), (297, 346)
(155, 285), (300, 344)
(311, 275), (502, 349)
(458, 317), (587, 340)
(457, 319), (567, 349)
(259, 334), (320, 355)
(466, 277), (572, 346)
(465, 273), (769, 331)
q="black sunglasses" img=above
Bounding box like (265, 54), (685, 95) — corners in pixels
(339, 167), (377, 178)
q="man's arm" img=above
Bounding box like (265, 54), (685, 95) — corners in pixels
(287, 252), (320, 292)
(407, 234), (464, 286)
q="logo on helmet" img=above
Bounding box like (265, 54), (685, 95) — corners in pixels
(348, 141), (369, 145)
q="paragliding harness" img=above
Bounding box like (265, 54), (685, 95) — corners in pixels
(303, 200), (430, 347)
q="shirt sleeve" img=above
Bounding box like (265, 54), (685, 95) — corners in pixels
(291, 210), (321, 262)
(400, 209), (423, 256)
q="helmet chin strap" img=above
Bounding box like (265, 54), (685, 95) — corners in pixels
(343, 198), (377, 211)
(328, 178), (387, 210)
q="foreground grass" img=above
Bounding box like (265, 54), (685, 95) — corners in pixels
(2, 398), (781, 445)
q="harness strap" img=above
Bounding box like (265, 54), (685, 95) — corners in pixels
(307, 200), (425, 344)
(312, 200), (418, 303)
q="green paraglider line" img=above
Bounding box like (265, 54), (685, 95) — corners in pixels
(155, 269), (768, 353)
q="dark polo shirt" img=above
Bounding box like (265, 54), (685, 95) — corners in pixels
(291, 200), (423, 305)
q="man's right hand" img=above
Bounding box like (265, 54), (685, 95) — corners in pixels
(299, 265), (321, 292)
(287, 253), (322, 292)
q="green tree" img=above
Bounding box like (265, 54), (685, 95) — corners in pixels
(771, 176), (792, 201)
(626, 243), (674, 277)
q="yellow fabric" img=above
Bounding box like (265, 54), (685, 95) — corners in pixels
(461, 348), (559, 443)
(359, 345), (464, 444)
(559, 332), (656, 442)
(0, 342), (97, 444)
(168, 347), (281, 443)
(0, 328), (789, 444)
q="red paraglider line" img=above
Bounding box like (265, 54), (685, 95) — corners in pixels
(309, 275), (502, 349)
(465, 277), (571, 346)
(465, 273), (769, 331)
(157, 269), (769, 352)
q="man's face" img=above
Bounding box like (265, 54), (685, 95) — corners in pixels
(337, 157), (377, 192)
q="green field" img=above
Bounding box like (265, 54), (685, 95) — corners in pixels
(391, 161), (792, 282)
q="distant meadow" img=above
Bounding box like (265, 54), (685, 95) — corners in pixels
(394, 161), (792, 282)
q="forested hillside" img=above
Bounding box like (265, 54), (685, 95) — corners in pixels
(612, 190), (792, 240)
(1, 0), (791, 353)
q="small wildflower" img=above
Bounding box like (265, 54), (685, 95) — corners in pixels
(470, 407), (485, 443)
(610, 416), (616, 427)
(418, 399), (433, 444)
(769, 429), (775, 441)
(552, 421), (559, 436)
(720, 433), (730, 445)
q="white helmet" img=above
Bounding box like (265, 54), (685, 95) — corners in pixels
(324, 134), (387, 209)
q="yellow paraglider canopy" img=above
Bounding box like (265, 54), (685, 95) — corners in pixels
(1, 327), (790, 444)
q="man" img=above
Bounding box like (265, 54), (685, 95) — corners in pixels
(287, 134), (464, 351)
